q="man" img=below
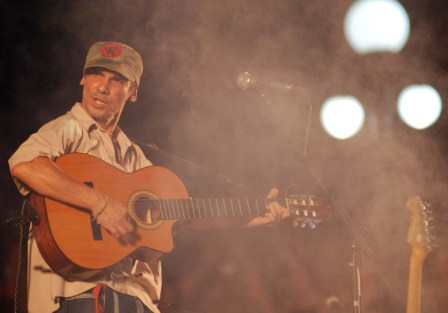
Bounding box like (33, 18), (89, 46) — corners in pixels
(9, 41), (285, 313)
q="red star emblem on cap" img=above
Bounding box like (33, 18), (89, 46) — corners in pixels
(101, 43), (122, 58)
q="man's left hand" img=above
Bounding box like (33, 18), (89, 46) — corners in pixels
(246, 188), (289, 228)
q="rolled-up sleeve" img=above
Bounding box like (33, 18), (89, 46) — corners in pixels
(8, 116), (82, 195)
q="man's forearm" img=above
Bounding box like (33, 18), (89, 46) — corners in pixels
(10, 156), (105, 214)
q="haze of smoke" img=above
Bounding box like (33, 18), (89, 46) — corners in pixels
(5, 0), (448, 311)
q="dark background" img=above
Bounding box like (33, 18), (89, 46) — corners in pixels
(1, 0), (448, 312)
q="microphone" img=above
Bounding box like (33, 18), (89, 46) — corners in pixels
(236, 71), (295, 91)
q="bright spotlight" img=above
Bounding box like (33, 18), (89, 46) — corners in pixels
(320, 96), (365, 140)
(397, 85), (442, 130)
(344, 0), (410, 54)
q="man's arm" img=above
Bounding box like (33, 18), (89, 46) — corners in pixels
(11, 156), (134, 237)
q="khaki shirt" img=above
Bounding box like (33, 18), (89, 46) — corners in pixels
(9, 103), (162, 313)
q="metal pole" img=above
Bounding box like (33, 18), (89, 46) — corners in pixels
(351, 243), (363, 313)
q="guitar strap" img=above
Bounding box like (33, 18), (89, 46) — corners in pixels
(92, 284), (104, 313)
(111, 130), (124, 166)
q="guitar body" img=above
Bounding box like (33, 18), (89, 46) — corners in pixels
(31, 153), (189, 280)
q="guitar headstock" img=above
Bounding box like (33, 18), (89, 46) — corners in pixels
(406, 196), (436, 258)
(285, 194), (332, 228)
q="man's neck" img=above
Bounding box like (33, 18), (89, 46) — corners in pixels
(94, 114), (119, 135)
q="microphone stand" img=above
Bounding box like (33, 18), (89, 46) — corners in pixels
(351, 243), (363, 313)
(5, 198), (38, 313)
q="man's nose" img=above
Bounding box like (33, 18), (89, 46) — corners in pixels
(97, 78), (110, 94)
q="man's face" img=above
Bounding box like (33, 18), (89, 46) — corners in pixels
(80, 68), (137, 131)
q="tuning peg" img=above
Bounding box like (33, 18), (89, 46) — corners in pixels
(303, 220), (316, 229)
(304, 219), (320, 229)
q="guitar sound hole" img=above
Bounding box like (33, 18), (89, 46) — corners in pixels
(133, 197), (160, 225)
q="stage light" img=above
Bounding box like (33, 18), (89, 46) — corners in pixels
(344, 0), (410, 54)
(320, 96), (365, 140)
(397, 85), (442, 130)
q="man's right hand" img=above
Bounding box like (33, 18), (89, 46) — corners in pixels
(95, 197), (137, 244)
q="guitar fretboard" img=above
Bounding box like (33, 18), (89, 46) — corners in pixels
(155, 198), (274, 220)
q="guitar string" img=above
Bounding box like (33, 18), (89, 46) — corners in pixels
(113, 196), (323, 222)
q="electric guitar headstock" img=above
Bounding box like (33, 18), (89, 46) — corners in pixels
(406, 196), (437, 259)
(284, 194), (332, 228)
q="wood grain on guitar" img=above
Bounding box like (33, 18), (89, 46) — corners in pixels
(30, 153), (332, 281)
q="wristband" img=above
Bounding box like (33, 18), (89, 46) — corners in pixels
(92, 195), (109, 222)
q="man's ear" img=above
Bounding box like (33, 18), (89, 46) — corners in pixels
(128, 87), (138, 103)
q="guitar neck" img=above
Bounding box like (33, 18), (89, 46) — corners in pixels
(155, 197), (283, 220)
(405, 196), (435, 313)
(406, 248), (427, 313)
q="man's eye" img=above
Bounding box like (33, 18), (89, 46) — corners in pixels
(113, 78), (127, 84)
(89, 72), (103, 78)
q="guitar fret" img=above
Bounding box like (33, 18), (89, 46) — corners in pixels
(255, 198), (260, 216)
(170, 199), (174, 219)
(179, 199), (184, 219)
(175, 199), (179, 219)
(181, 199), (185, 219)
(238, 199), (243, 217)
(186, 199), (190, 218)
(157, 199), (162, 219)
(165, 199), (169, 219)
(184, 199), (189, 219)
(170, 199), (175, 219)
(157, 199), (163, 219)
(180, 199), (185, 219)
(223, 198), (227, 217)
(162, 199), (167, 219)
(230, 199), (235, 217)
(161, 199), (166, 219)
(190, 198), (195, 219)
(172, 199), (177, 219)
(164, 199), (169, 220)
(246, 199), (251, 216)
(203, 199), (207, 218)
(215, 198), (220, 217)
(176, 199), (181, 219)
(209, 199), (213, 217)
(171, 199), (177, 220)
(196, 199), (201, 218)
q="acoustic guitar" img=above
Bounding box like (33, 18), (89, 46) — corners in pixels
(30, 153), (331, 281)
(406, 196), (436, 313)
